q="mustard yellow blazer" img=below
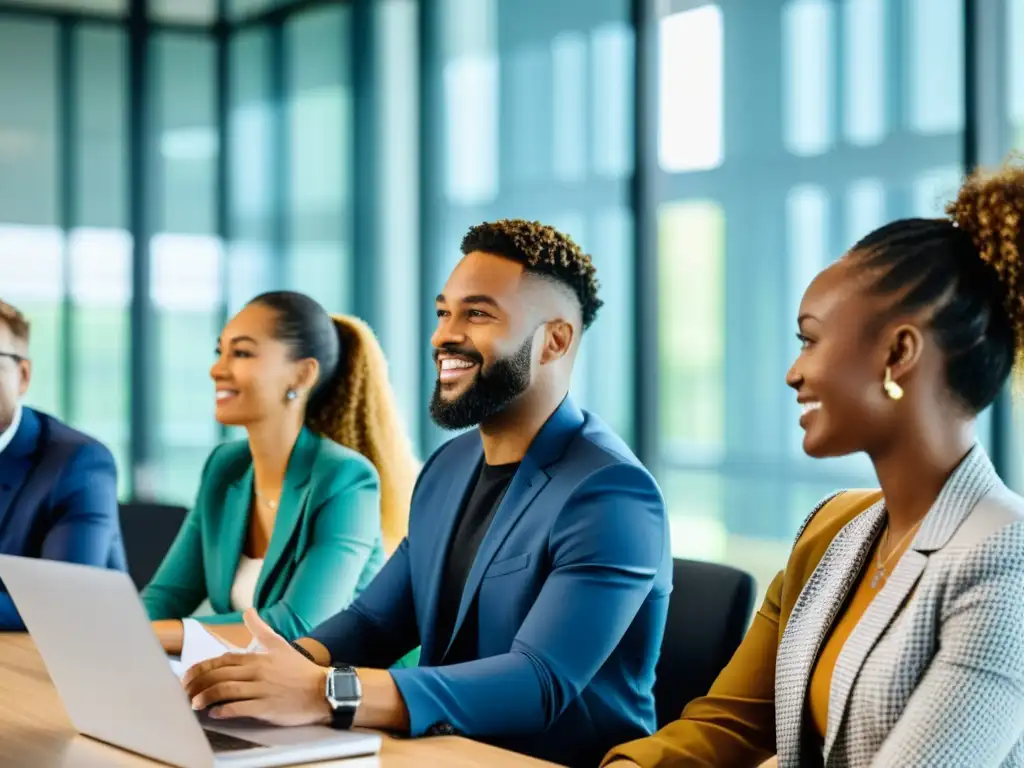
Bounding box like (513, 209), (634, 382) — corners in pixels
(604, 489), (882, 767)
(608, 443), (1024, 768)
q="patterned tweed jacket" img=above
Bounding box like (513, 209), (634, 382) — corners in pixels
(604, 444), (1024, 768)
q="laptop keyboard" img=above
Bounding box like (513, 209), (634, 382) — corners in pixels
(204, 728), (266, 753)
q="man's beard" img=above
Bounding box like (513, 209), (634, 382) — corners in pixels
(429, 337), (533, 430)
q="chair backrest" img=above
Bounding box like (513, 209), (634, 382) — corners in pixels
(117, 502), (188, 591)
(654, 557), (756, 728)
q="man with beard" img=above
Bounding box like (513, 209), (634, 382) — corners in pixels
(183, 220), (672, 768)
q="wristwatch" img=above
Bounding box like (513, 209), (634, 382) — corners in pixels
(324, 666), (361, 730)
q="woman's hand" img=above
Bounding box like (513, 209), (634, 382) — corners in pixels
(152, 619), (184, 655)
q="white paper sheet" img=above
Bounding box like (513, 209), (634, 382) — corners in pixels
(180, 618), (233, 670)
(169, 658), (185, 678)
(169, 618), (263, 680)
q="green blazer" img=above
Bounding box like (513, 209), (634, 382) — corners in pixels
(142, 427), (385, 642)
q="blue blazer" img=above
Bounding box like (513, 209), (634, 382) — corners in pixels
(0, 407), (126, 630)
(309, 396), (672, 767)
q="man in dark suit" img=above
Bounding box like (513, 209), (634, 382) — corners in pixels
(183, 220), (672, 767)
(0, 299), (126, 630)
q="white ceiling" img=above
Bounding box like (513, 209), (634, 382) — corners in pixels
(151, 0), (217, 24)
(4, 0), (289, 24)
(3, 0), (126, 15)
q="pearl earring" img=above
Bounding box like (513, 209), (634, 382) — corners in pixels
(286, 389), (297, 401)
(883, 367), (903, 401)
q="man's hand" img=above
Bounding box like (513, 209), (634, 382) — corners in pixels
(182, 608), (331, 726)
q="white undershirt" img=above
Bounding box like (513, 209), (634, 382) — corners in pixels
(0, 403), (22, 456)
(229, 555), (265, 612)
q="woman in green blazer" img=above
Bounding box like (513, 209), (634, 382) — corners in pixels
(143, 292), (420, 655)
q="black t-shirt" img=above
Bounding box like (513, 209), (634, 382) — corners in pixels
(434, 460), (520, 663)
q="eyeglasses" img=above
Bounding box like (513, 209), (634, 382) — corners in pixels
(0, 352), (26, 363)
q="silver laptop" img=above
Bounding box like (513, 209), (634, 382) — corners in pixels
(0, 555), (381, 768)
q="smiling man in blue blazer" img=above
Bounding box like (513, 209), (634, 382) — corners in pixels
(0, 299), (126, 630)
(183, 220), (672, 767)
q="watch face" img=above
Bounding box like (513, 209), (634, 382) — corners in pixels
(330, 668), (360, 701)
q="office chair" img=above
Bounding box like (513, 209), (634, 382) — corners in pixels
(118, 502), (187, 591)
(653, 557), (756, 728)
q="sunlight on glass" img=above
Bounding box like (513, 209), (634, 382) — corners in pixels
(160, 126), (218, 161)
(375, 0), (421, 447)
(912, 166), (962, 217)
(285, 5), (352, 314)
(289, 87), (348, 208)
(0, 19), (58, 227)
(907, 0), (963, 134)
(843, 0), (886, 146)
(670, 516), (728, 562)
(150, 233), (222, 311)
(286, 241), (350, 313)
(68, 228), (132, 307)
(229, 29), (271, 225)
(0, 225), (64, 300)
(442, 0), (498, 205)
(224, 241), (274, 315)
(658, 4), (723, 172)
(783, 0), (834, 156)
(443, 57), (499, 204)
(227, 29), (274, 319)
(585, 207), (635, 444)
(591, 23), (633, 178)
(661, 469), (725, 557)
(552, 31), (587, 183)
(287, 7), (350, 210)
(76, 25), (126, 230)
(229, 103), (271, 218)
(0, 224), (64, 417)
(73, 23), (130, 497)
(845, 178), (886, 248)
(507, 43), (549, 184)
(1010, 0), (1024, 141)
(152, 231), (222, 500)
(154, 34), (216, 234)
(658, 200), (725, 447)
(787, 185), (829, 312)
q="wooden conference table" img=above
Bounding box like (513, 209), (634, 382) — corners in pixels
(0, 634), (561, 767)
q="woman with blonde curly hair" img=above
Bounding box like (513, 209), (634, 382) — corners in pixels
(606, 162), (1024, 767)
(143, 291), (419, 653)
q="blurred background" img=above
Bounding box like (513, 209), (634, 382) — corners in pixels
(1, 0), (1022, 590)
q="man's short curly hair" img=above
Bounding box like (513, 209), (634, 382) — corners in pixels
(460, 219), (603, 330)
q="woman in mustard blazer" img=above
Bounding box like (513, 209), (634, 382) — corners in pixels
(142, 292), (420, 654)
(606, 165), (1024, 766)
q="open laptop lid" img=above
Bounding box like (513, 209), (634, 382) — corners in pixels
(0, 555), (215, 768)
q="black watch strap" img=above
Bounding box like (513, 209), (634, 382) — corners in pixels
(329, 703), (357, 730)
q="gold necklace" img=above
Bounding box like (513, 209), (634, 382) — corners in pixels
(254, 489), (279, 510)
(871, 520), (922, 588)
